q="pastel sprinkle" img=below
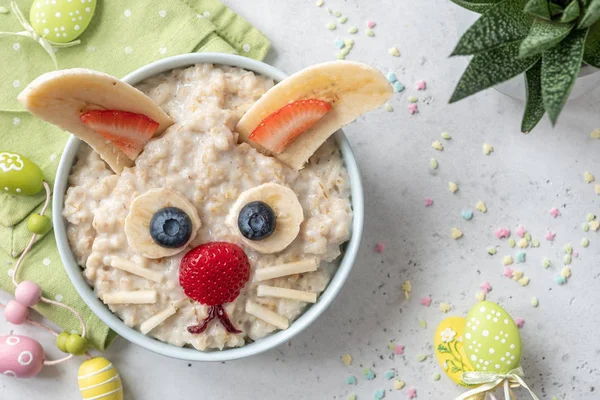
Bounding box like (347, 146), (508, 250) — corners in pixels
(374, 389), (385, 400)
(564, 244), (573, 254)
(582, 238), (589, 248)
(550, 208), (561, 218)
(508, 238), (516, 248)
(348, 27), (358, 34)
(327, 22), (336, 30)
(475, 291), (486, 301)
(375, 243), (385, 253)
(546, 231), (556, 241)
(475, 201), (487, 213)
(386, 72), (398, 83)
(518, 238), (528, 248)
(367, 20), (376, 28)
(346, 376), (357, 385)
(532, 239), (540, 247)
(440, 302), (452, 313)
(336, 53), (346, 60)
(482, 143), (494, 155)
(555, 275), (567, 285)
(433, 373), (441, 381)
(408, 103), (418, 114)
(384, 103), (393, 112)
(393, 82), (405, 92)
(495, 228), (511, 239)
(503, 256), (513, 265)
(448, 181), (458, 193)
(365, 28), (375, 36)
(516, 251), (526, 263)
(342, 354), (352, 366)
(388, 47), (400, 57)
(503, 266), (513, 277)
(339, 16), (347, 24)
(563, 254), (572, 265)
(518, 276), (530, 286)
(430, 158), (438, 169)
(531, 297), (539, 307)
(415, 80), (426, 90)
(344, 39), (354, 47)
(0, 6), (8, 13)
(524, 232), (532, 241)
(542, 258), (551, 268)
(326, 7), (332, 13)
(316, 0), (324, 6)
(340, 47), (350, 56)
(335, 39), (345, 49)
(461, 210), (473, 220)
(419, 319), (427, 329)
(583, 222), (589, 232)
(384, 369), (395, 380)
(515, 226), (526, 238)
(420, 296), (432, 307)
(451, 227), (463, 239)
(584, 171), (595, 183)
(407, 388), (417, 399)
(590, 220), (599, 231)
(480, 281), (492, 293)
(514, 318), (525, 328)
(363, 368), (376, 380)
(416, 353), (428, 362)
(561, 266), (571, 278)
(512, 270), (523, 280)
(591, 129), (600, 139)
(587, 213), (596, 222)
(394, 380), (406, 390)
(487, 247), (497, 255)
(348, 396), (356, 400)
(402, 280), (412, 299)
(408, 96), (418, 103)
(394, 344), (405, 355)
(441, 132), (451, 140)
(595, 184), (600, 195)
(333, 10), (341, 17)
(424, 197), (433, 207)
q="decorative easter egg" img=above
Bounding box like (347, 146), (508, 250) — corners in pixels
(434, 316), (476, 386)
(463, 301), (522, 374)
(30, 0), (97, 44)
(78, 357), (123, 400)
(0, 152), (44, 196)
(0, 335), (45, 378)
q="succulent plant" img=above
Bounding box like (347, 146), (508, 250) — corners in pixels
(449, 0), (600, 132)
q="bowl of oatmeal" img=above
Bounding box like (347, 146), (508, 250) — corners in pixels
(52, 53), (364, 361)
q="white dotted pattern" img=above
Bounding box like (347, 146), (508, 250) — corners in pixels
(18, 351), (33, 366)
(6, 336), (20, 346)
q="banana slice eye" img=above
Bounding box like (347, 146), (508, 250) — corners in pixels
(226, 183), (304, 254)
(125, 188), (201, 259)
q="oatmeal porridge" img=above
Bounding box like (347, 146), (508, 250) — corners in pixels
(63, 64), (353, 350)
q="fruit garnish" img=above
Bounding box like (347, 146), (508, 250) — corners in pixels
(179, 242), (251, 334)
(248, 99), (332, 154)
(237, 201), (276, 241)
(80, 110), (159, 160)
(150, 207), (193, 248)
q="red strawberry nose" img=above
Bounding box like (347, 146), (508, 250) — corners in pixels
(179, 242), (251, 334)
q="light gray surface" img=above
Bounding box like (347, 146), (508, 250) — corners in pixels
(2, 1), (600, 399)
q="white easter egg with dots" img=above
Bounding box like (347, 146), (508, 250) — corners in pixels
(30, 0), (97, 44)
(463, 301), (522, 374)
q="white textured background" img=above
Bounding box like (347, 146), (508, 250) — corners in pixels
(2, 0), (600, 399)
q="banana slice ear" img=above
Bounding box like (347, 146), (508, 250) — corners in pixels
(18, 68), (173, 173)
(235, 61), (393, 170)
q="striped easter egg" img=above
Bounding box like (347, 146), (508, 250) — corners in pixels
(78, 357), (123, 400)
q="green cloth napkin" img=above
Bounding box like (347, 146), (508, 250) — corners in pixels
(0, 0), (270, 350)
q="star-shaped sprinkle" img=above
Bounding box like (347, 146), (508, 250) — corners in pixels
(503, 266), (514, 277)
(480, 281), (492, 293)
(550, 207), (561, 218)
(451, 227), (463, 239)
(401, 280), (412, 299)
(495, 228), (511, 239)
(415, 80), (426, 90)
(424, 197), (433, 207)
(482, 143), (494, 155)
(408, 103), (418, 115)
(546, 231), (556, 241)
(394, 344), (405, 355)
(394, 380), (405, 390)
(341, 353), (352, 366)
(420, 296), (432, 307)
(584, 171), (595, 184)
(514, 317), (525, 328)
(440, 302), (452, 313)
(449, 182), (459, 193)
(515, 226), (526, 238)
(407, 388), (417, 399)
(375, 243), (385, 253)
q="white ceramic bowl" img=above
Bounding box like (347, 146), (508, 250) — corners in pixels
(53, 53), (364, 361)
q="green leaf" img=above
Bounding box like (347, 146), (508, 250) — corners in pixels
(451, 0), (504, 13)
(450, 42), (540, 103)
(437, 344), (451, 353)
(519, 20), (574, 58)
(524, 0), (552, 19)
(450, 366), (461, 373)
(580, 0), (600, 28)
(583, 21), (600, 67)
(521, 61), (545, 133)
(550, 2), (565, 16)
(452, 0), (532, 56)
(542, 28), (588, 124)
(561, 0), (581, 22)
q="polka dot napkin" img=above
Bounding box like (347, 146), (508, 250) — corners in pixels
(0, 0), (270, 351)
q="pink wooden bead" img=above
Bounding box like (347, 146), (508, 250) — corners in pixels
(4, 300), (29, 325)
(0, 335), (45, 378)
(15, 281), (42, 307)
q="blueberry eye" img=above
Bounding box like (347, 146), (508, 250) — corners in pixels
(237, 201), (276, 241)
(150, 207), (193, 248)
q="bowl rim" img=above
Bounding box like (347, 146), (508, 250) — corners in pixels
(53, 53), (364, 362)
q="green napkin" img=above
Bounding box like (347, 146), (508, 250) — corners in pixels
(0, 0), (270, 350)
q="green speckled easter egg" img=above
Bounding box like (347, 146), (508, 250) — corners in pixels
(463, 301), (522, 374)
(0, 152), (44, 195)
(30, 0), (96, 44)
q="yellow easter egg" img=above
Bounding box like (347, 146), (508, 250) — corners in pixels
(78, 357), (123, 400)
(434, 316), (476, 387)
